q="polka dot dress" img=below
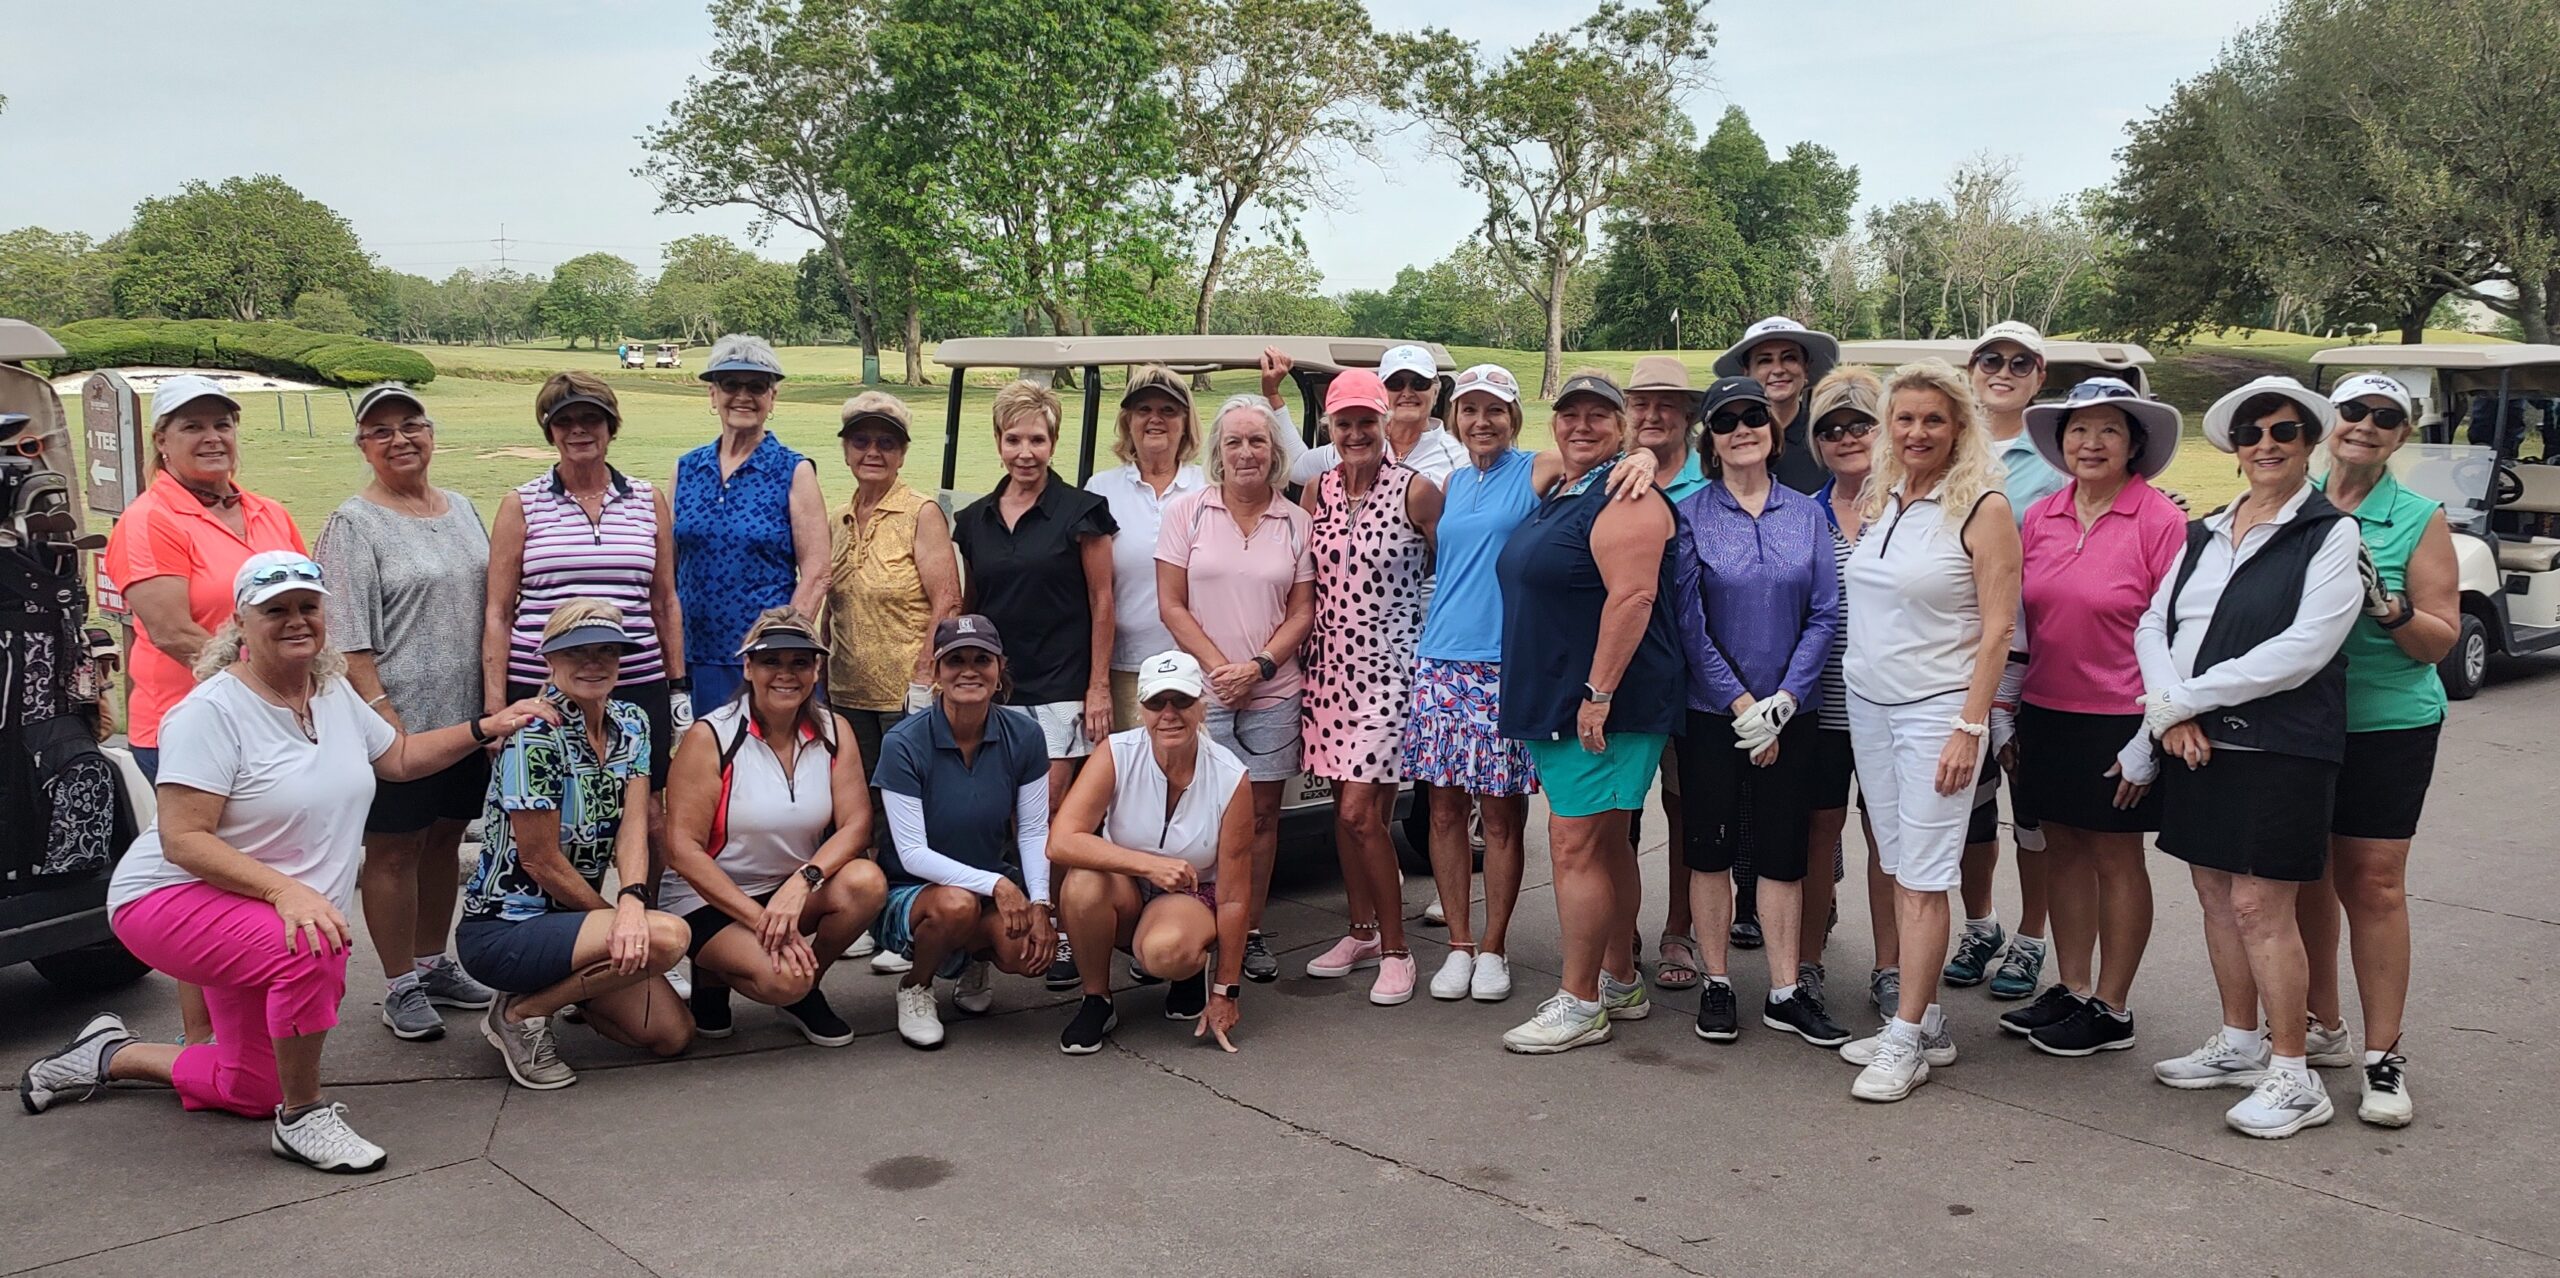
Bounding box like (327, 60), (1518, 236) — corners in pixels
(1303, 463), (1429, 783)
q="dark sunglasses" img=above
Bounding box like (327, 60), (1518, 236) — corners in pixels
(843, 432), (905, 453)
(1141, 692), (1199, 713)
(2231, 419), (2308, 447)
(1814, 415), (1875, 442)
(1709, 405), (1772, 434)
(1383, 373), (1435, 393)
(1973, 351), (2042, 377)
(714, 376), (778, 396)
(2334, 401), (2409, 430)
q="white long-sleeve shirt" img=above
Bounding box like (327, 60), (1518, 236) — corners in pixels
(2133, 484), (2364, 730)
(881, 777), (1052, 904)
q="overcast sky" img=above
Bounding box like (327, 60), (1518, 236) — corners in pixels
(2, 0), (2279, 290)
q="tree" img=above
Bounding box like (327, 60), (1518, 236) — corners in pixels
(0, 228), (117, 328)
(1164, 0), (1380, 353)
(539, 254), (641, 349)
(640, 0), (889, 374)
(1396, 0), (1713, 393)
(288, 287), (364, 334)
(646, 234), (761, 343)
(1209, 244), (1345, 335)
(110, 175), (372, 322)
(716, 260), (805, 341)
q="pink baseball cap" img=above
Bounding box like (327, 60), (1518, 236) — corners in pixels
(1325, 369), (1390, 415)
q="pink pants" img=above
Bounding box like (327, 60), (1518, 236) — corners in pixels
(110, 881), (347, 1118)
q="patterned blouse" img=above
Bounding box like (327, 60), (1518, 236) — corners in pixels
(461, 685), (650, 922)
(674, 431), (809, 671)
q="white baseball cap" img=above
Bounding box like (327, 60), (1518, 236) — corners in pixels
(233, 551), (329, 608)
(152, 374), (241, 424)
(2329, 372), (2413, 418)
(1971, 320), (2047, 361)
(353, 382), (427, 424)
(1450, 363), (1521, 405)
(1134, 650), (1207, 702)
(1378, 344), (1440, 386)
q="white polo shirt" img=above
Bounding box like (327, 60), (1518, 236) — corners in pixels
(1087, 463), (1206, 671)
(1844, 488), (1988, 705)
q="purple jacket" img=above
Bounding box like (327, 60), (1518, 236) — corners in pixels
(1672, 478), (1840, 716)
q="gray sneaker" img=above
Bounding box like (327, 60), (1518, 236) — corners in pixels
(270, 1101), (386, 1174)
(1600, 971), (1651, 1021)
(18, 1012), (131, 1114)
(2304, 1017), (2356, 1069)
(1842, 1020), (1958, 1067)
(481, 997), (576, 1091)
(1869, 967), (1901, 1017)
(380, 981), (446, 1041)
(2153, 1031), (2271, 1090)
(1798, 962), (1827, 1009)
(2225, 1069), (2335, 1139)
(1240, 932), (1279, 984)
(417, 957), (496, 1010)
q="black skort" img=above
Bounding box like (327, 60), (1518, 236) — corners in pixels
(2015, 704), (2161, 834)
(2158, 749), (2338, 882)
(365, 749), (490, 835)
(2330, 723), (2442, 841)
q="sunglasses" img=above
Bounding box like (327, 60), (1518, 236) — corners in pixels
(559, 645), (625, 667)
(245, 561), (325, 589)
(843, 432), (905, 453)
(1383, 373), (1435, 393)
(2231, 420), (2308, 447)
(2334, 401), (2409, 430)
(356, 420), (433, 444)
(1814, 415), (1875, 442)
(1973, 351), (2042, 377)
(1709, 405), (1772, 434)
(1141, 692), (1199, 713)
(714, 377), (777, 396)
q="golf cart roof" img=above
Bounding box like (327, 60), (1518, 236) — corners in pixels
(1837, 338), (2156, 371)
(0, 318), (67, 363)
(2310, 343), (2560, 369)
(934, 334), (1455, 375)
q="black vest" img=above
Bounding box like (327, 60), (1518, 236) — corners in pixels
(2165, 493), (2349, 763)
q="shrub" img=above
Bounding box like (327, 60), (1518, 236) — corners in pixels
(38, 318), (435, 387)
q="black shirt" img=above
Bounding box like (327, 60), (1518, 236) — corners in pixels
(1774, 403), (1826, 495)
(952, 470), (1119, 704)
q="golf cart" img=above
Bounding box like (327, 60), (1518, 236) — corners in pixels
(929, 334), (1457, 857)
(1837, 337), (2158, 398)
(654, 343), (682, 370)
(620, 343), (646, 370)
(2311, 344), (2560, 698)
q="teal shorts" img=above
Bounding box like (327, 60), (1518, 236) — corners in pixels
(1524, 733), (1670, 818)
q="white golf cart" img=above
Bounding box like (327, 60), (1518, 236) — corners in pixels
(929, 334), (1457, 857)
(2311, 344), (2560, 698)
(619, 343), (646, 370)
(1837, 337), (2158, 398)
(654, 343), (683, 370)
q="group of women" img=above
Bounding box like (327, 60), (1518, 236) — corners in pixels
(16, 324), (2454, 1175)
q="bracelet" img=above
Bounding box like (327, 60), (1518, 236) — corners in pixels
(616, 883), (653, 908)
(1950, 718), (1989, 739)
(365, 693), (390, 709)
(468, 715), (493, 743)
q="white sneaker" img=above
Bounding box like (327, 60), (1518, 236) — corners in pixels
(2225, 1069), (2334, 1138)
(844, 930), (878, 960)
(1502, 991), (1611, 1055)
(1842, 1022), (1957, 1068)
(2359, 1051), (2413, 1127)
(1851, 1030), (1931, 1102)
(270, 1101), (387, 1174)
(953, 959), (994, 1015)
(1429, 951), (1476, 1000)
(1422, 897), (1448, 925)
(870, 948), (914, 975)
(895, 984), (944, 1049)
(2153, 1031), (2271, 1090)
(2305, 1017), (2356, 1068)
(1470, 953), (1514, 1002)
(666, 960), (693, 1000)
(17, 1012), (131, 1114)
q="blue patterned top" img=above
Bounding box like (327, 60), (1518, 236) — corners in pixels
(674, 430), (809, 671)
(462, 686), (650, 921)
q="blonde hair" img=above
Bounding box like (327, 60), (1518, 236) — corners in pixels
(1112, 365), (1199, 465)
(1860, 359), (1999, 525)
(543, 598), (625, 642)
(992, 380), (1063, 441)
(193, 616), (349, 685)
(1203, 395), (1304, 485)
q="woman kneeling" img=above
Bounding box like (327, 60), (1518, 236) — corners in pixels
(1050, 651), (1255, 1054)
(664, 609), (886, 1047)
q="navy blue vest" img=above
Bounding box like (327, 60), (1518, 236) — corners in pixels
(1495, 459), (1687, 740)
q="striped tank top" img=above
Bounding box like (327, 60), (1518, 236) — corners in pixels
(508, 467), (665, 685)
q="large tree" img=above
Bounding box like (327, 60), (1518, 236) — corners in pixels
(539, 254), (642, 349)
(0, 228), (117, 328)
(110, 176), (371, 322)
(1396, 0), (1713, 393)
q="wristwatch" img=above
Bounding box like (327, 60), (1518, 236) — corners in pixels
(2377, 593), (2416, 630)
(1253, 653), (1278, 682)
(1582, 683), (1614, 704)
(798, 863), (826, 890)
(616, 883), (653, 907)
(468, 714), (494, 744)
(1210, 982), (1242, 999)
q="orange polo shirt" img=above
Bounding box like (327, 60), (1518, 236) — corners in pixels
(100, 476), (305, 746)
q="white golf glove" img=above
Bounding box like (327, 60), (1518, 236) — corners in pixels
(2136, 691), (2194, 741)
(669, 686), (696, 735)
(2355, 543), (2395, 619)
(1990, 658), (2027, 757)
(905, 682), (936, 715)
(2114, 730), (2160, 787)
(1732, 691), (1794, 753)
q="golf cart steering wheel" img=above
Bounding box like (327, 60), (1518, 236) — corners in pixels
(2494, 459), (2526, 508)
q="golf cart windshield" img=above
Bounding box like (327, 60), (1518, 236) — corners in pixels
(2382, 442), (2499, 534)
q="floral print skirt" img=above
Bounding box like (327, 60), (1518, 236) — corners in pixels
(1397, 658), (1539, 797)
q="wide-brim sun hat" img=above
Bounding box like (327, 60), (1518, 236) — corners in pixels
(234, 551), (329, 608)
(2023, 377), (2182, 480)
(1713, 316), (1840, 383)
(2202, 375), (2334, 454)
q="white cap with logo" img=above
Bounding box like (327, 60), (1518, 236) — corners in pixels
(1135, 650), (1207, 702)
(2329, 372), (2413, 417)
(1378, 344), (1439, 385)
(1971, 320), (2046, 360)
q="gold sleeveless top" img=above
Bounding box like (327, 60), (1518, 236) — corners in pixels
(826, 484), (933, 711)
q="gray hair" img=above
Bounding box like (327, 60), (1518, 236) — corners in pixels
(704, 333), (783, 376)
(1203, 394), (1304, 485)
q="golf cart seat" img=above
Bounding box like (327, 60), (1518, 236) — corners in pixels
(2503, 462), (2560, 515)
(2496, 540), (2560, 572)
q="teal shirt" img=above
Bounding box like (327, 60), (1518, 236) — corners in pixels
(1664, 450), (1708, 503)
(2318, 471), (2448, 732)
(1995, 432), (2068, 526)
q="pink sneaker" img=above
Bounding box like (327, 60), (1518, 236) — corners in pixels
(1305, 931), (1382, 978)
(1369, 952), (1417, 1005)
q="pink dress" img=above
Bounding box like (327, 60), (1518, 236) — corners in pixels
(1303, 463), (1429, 782)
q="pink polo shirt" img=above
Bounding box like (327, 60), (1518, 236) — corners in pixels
(1155, 486), (1315, 709)
(2018, 475), (2188, 715)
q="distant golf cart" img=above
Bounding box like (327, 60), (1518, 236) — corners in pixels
(2312, 343), (2560, 698)
(654, 343), (683, 370)
(619, 343), (646, 370)
(1838, 337), (2158, 398)
(929, 334), (1458, 858)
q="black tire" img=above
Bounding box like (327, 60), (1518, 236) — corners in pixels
(2441, 611), (2488, 701)
(30, 939), (151, 993)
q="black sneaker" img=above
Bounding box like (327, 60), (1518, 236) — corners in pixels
(1694, 982), (1740, 1042)
(778, 990), (856, 1047)
(1728, 919), (1763, 951)
(1241, 932), (1279, 983)
(2030, 999), (2136, 1057)
(1045, 939), (1081, 992)
(1164, 972), (1207, 1021)
(1059, 994), (1117, 1055)
(690, 978), (734, 1039)
(1762, 990), (1851, 1047)
(1998, 985), (2081, 1037)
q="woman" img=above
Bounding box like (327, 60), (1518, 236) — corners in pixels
(317, 383), (499, 1042)
(1088, 365), (1206, 727)
(1671, 376), (1844, 1048)
(2298, 373), (2457, 1127)
(101, 373), (308, 1045)
(1050, 651), (1256, 1054)
(2137, 376), (2364, 1139)
(461, 601), (695, 1090)
(1808, 368), (1886, 1019)
(1836, 360), (2020, 1103)
(1997, 378), (2186, 1057)
(869, 615), (1058, 1050)
(17, 552), (552, 1170)
(1287, 343), (1466, 487)
(1156, 395), (1315, 986)
(1297, 369), (1442, 1004)
(1495, 371), (1684, 1054)
(663, 609), (887, 1047)
(484, 373), (686, 798)
(671, 335), (829, 710)
(823, 391), (962, 825)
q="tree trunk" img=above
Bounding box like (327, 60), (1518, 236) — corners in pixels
(903, 282), (927, 386)
(2518, 274), (2554, 346)
(1540, 251), (1570, 398)
(1191, 199), (1247, 393)
(818, 237), (878, 382)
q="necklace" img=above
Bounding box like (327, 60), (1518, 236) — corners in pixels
(236, 664), (317, 743)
